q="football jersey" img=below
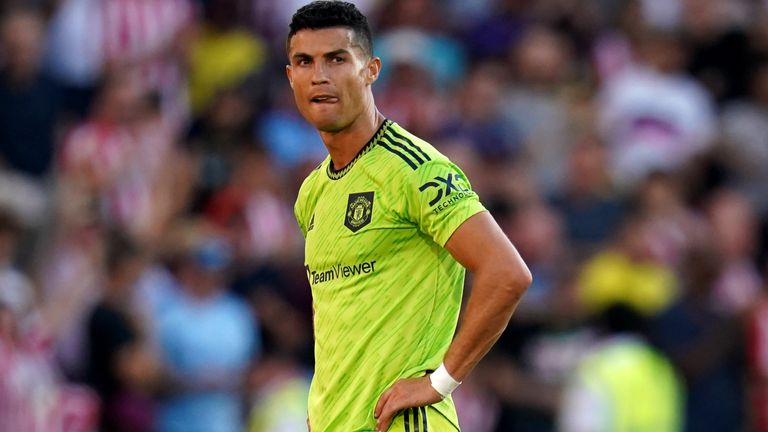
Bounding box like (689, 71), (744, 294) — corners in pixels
(295, 119), (485, 431)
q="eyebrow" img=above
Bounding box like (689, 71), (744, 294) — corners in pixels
(291, 49), (352, 62)
(291, 53), (312, 62)
(323, 49), (351, 59)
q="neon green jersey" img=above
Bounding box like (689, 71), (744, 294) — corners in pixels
(295, 119), (485, 431)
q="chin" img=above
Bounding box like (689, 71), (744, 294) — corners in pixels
(311, 116), (348, 133)
(317, 123), (346, 133)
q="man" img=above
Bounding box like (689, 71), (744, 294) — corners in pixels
(558, 303), (683, 432)
(155, 236), (258, 432)
(0, 6), (67, 178)
(287, 2), (531, 431)
(85, 230), (157, 432)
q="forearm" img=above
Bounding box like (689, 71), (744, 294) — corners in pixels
(442, 262), (530, 381)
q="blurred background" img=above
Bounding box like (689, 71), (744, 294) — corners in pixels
(1, 0), (768, 431)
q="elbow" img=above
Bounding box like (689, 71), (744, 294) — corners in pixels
(513, 265), (533, 295)
(520, 265), (534, 291)
(497, 260), (532, 301)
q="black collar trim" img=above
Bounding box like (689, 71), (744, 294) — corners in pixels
(326, 119), (391, 180)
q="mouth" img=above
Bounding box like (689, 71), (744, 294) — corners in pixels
(310, 95), (339, 104)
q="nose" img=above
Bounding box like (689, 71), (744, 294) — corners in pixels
(311, 61), (330, 85)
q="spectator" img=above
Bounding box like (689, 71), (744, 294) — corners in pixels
(0, 6), (68, 178)
(58, 71), (186, 241)
(633, 171), (703, 267)
(501, 26), (576, 193)
(597, 29), (716, 190)
(0, 209), (34, 327)
(45, 0), (104, 89)
(720, 60), (768, 213)
(155, 234), (258, 432)
(681, 0), (753, 103)
(559, 303), (683, 432)
(187, 0), (268, 115)
(187, 87), (257, 211)
(46, 0), (196, 127)
(85, 230), (159, 432)
(246, 287), (311, 432)
(460, 0), (530, 60)
(257, 85), (327, 171)
(748, 279), (768, 432)
(0, 210), (100, 432)
(651, 242), (746, 432)
(550, 134), (625, 256)
(0, 302), (62, 432)
(374, 60), (448, 139)
(705, 189), (762, 314)
(246, 356), (310, 432)
(437, 62), (522, 162)
(505, 202), (567, 317)
(577, 215), (679, 316)
(204, 149), (301, 264)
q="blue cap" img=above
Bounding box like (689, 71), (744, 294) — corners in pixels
(192, 237), (233, 271)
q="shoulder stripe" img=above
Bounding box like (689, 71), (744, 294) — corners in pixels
(413, 407), (420, 432)
(421, 406), (428, 431)
(381, 134), (425, 166)
(387, 129), (431, 162)
(379, 139), (418, 170)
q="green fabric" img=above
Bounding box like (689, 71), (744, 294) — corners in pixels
(578, 339), (683, 432)
(248, 378), (310, 432)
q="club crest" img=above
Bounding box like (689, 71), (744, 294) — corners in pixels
(345, 192), (374, 232)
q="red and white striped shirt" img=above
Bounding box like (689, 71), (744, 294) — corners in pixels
(0, 326), (61, 432)
(100, 0), (195, 126)
(59, 117), (176, 238)
(0, 336), (99, 432)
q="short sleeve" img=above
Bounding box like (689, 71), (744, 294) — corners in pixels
(294, 197), (307, 239)
(403, 158), (486, 246)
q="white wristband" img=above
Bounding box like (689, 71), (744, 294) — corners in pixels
(429, 363), (461, 398)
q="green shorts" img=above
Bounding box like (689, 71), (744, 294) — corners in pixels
(387, 405), (459, 432)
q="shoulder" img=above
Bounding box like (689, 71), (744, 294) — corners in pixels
(216, 294), (255, 328)
(220, 292), (250, 312)
(376, 122), (444, 170)
(296, 158), (328, 205)
(372, 122), (456, 182)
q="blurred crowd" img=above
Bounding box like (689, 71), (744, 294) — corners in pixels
(1, 0), (768, 431)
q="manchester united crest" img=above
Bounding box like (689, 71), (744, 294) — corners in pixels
(345, 192), (374, 232)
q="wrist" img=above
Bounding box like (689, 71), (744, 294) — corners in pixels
(429, 363), (461, 398)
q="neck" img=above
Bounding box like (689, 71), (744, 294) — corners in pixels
(321, 104), (384, 170)
(104, 285), (129, 307)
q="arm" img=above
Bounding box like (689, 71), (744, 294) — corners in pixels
(374, 211), (531, 431)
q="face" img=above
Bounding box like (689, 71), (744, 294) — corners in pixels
(287, 27), (380, 132)
(1, 12), (44, 78)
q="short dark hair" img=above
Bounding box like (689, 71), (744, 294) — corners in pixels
(287, 1), (373, 57)
(0, 208), (20, 235)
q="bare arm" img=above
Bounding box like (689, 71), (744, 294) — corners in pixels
(374, 211), (531, 431)
(441, 211), (531, 379)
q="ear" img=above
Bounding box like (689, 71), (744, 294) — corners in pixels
(365, 57), (382, 85)
(286, 64), (294, 89)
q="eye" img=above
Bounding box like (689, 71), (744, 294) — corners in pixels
(332, 56), (345, 63)
(296, 58), (312, 66)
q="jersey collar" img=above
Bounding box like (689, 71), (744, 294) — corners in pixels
(326, 119), (392, 180)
